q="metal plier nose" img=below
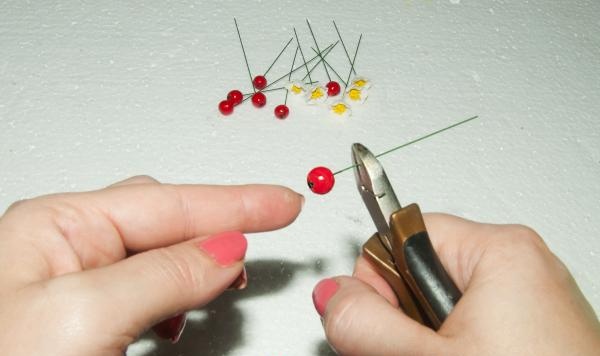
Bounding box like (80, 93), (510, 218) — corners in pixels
(352, 143), (462, 329)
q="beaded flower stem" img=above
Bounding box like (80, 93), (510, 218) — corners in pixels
(242, 87), (287, 96)
(267, 43), (335, 89)
(332, 115), (480, 175)
(343, 34), (362, 93)
(264, 37), (294, 77)
(306, 19), (331, 82)
(274, 44), (299, 119)
(234, 18), (255, 93)
(299, 43), (336, 82)
(239, 43), (337, 104)
(310, 47), (347, 87)
(285, 46), (300, 105)
(333, 20), (357, 76)
(293, 27), (312, 84)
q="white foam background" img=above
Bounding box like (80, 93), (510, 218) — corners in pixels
(1, 1), (598, 355)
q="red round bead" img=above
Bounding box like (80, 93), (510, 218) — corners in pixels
(274, 104), (289, 119)
(253, 75), (267, 90)
(307, 166), (335, 195)
(251, 92), (267, 108)
(326, 81), (341, 96)
(227, 90), (243, 106)
(218, 99), (234, 115)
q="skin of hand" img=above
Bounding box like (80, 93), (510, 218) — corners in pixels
(313, 213), (600, 356)
(0, 176), (303, 356)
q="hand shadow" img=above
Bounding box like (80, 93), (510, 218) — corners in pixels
(316, 340), (337, 356)
(133, 258), (325, 356)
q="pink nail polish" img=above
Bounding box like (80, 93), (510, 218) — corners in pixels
(312, 278), (339, 317)
(152, 313), (187, 343)
(198, 231), (247, 266)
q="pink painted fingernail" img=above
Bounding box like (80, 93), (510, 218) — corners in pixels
(198, 231), (247, 266)
(312, 278), (339, 317)
(152, 313), (187, 343)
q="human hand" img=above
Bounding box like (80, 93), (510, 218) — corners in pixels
(313, 213), (600, 355)
(0, 176), (303, 356)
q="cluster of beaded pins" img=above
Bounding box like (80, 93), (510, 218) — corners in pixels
(218, 19), (369, 119)
(217, 21), (478, 195)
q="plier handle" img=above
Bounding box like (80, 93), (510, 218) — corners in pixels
(352, 143), (461, 329)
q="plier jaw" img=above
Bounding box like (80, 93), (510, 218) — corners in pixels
(352, 143), (401, 254)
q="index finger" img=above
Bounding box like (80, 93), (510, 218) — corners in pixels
(84, 183), (304, 250)
(0, 183), (303, 268)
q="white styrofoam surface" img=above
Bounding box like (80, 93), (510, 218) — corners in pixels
(1, 1), (598, 355)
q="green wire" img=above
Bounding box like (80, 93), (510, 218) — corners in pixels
(333, 115), (480, 175)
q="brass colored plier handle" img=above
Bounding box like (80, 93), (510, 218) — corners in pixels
(352, 143), (461, 329)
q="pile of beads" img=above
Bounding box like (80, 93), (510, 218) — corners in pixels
(219, 19), (368, 120)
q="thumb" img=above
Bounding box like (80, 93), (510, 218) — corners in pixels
(80, 231), (246, 340)
(313, 276), (442, 356)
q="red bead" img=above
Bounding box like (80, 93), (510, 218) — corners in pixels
(251, 92), (266, 108)
(326, 81), (341, 96)
(307, 166), (335, 194)
(274, 104), (289, 119)
(227, 90), (243, 106)
(253, 75), (267, 90)
(218, 99), (234, 115)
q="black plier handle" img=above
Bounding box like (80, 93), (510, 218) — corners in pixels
(352, 143), (461, 329)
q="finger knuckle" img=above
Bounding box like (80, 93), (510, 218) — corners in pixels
(483, 224), (551, 270)
(49, 202), (89, 241)
(323, 293), (364, 353)
(3, 198), (36, 217)
(3, 195), (81, 229)
(157, 184), (193, 239)
(129, 175), (159, 184)
(5, 194), (71, 218)
(500, 224), (546, 251)
(232, 188), (257, 229)
(151, 247), (203, 296)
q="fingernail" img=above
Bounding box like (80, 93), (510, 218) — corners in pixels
(152, 313), (187, 343)
(198, 231), (247, 266)
(312, 278), (339, 317)
(300, 194), (305, 209)
(227, 267), (248, 290)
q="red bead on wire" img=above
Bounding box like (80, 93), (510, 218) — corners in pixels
(218, 99), (234, 115)
(274, 104), (289, 119)
(307, 166), (335, 194)
(227, 90), (243, 106)
(326, 81), (341, 96)
(251, 92), (267, 108)
(253, 75), (267, 90)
